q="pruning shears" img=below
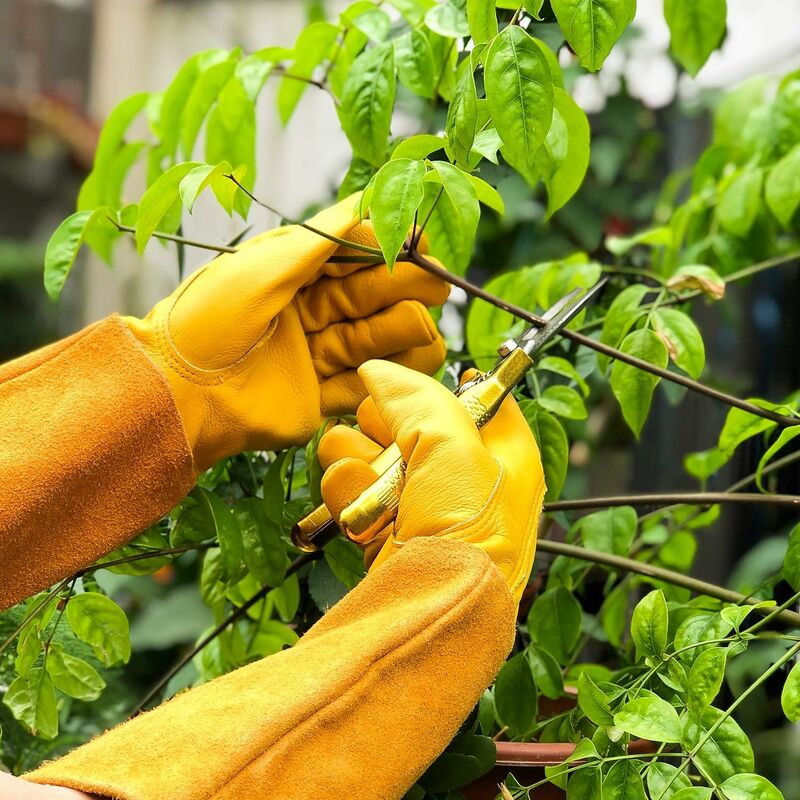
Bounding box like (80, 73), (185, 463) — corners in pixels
(292, 279), (606, 553)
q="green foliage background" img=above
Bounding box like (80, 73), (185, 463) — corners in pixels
(3, 2), (800, 799)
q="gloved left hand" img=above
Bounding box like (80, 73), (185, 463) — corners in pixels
(125, 196), (448, 471)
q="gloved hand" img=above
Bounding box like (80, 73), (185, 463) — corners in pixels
(125, 197), (448, 471)
(318, 360), (546, 604)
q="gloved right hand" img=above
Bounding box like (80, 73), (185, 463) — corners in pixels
(318, 360), (546, 604)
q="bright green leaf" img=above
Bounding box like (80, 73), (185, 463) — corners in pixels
(614, 696), (682, 743)
(631, 589), (668, 660)
(446, 65), (478, 167)
(766, 144), (800, 228)
(781, 661), (800, 722)
(664, 0), (727, 76)
(653, 308), (706, 379)
(602, 759), (646, 800)
(425, 1), (470, 38)
(577, 672), (614, 726)
(756, 425), (800, 490)
(688, 647), (728, 719)
(467, 0), (498, 42)
(135, 162), (200, 252)
(580, 507), (638, 556)
(485, 25), (554, 166)
(370, 158), (426, 266)
(521, 402), (569, 501)
(468, 175), (505, 214)
(46, 644), (106, 702)
(395, 30), (436, 98)
(539, 356), (590, 397)
(717, 169), (763, 237)
(597, 284), (651, 371)
(646, 762), (692, 800)
(179, 161), (235, 214)
(2, 668), (58, 739)
(610, 329), (669, 438)
(392, 134), (447, 160)
(783, 523), (800, 590)
(720, 773), (784, 800)
(538, 385), (587, 420)
(682, 706), (754, 784)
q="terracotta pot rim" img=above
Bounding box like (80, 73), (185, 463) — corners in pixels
(494, 738), (656, 767)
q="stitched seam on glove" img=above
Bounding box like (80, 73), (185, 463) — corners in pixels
(205, 553), (505, 799)
(155, 306), (279, 386)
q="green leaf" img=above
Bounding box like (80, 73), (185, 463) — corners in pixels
(614, 696), (682, 743)
(192, 487), (243, 583)
(277, 22), (340, 124)
(610, 329), (669, 438)
(370, 158), (426, 266)
(45, 644), (105, 702)
(80, 91), (150, 207)
(719, 601), (774, 631)
(268, 573), (300, 621)
(664, 0), (726, 77)
(180, 55), (239, 158)
(2, 668), (58, 739)
(646, 762), (692, 800)
(671, 790), (713, 800)
(527, 645), (564, 699)
(653, 308), (706, 379)
(756, 425), (800, 490)
(417, 161), (480, 274)
(580, 507), (637, 557)
(551, 0), (634, 72)
(720, 774), (784, 800)
(765, 144), (800, 228)
(485, 25), (554, 166)
(346, 5), (391, 42)
(601, 582), (628, 647)
(598, 284), (651, 371)
(783, 523), (800, 590)
(66, 593), (130, 666)
(684, 447), (729, 481)
(44, 208), (116, 299)
(324, 537), (366, 590)
(468, 175), (505, 214)
(568, 767), (602, 799)
(631, 589), (668, 660)
(392, 134), (447, 160)
(421, 733), (496, 792)
(717, 169), (763, 237)
(718, 399), (783, 454)
(395, 30), (436, 98)
(308, 560), (349, 613)
(538, 88), (591, 216)
(446, 65), (478, 167)
(527, 587), (582, 663)
(688, 647), (728, 719)
(234, 498), (286, 587)
(494, 652), (538, 737)
(425, 1), (470, 38)
(577, 672), (614, 726)
(179, 161), (235, 214)
(781, 661), (800, 722)
(339, 43), (396, 166)
(674, 611), (732, 666)
(339, 156), (377, 199)
(135, 162), (200, 252)
(247, 618), (299, 659)
(539, 356), (589, 397)
(682, 706), (754, 784)
(467, 0), (498, 42)
(602, 759), (646, 800)
(538, 385), (587, 420)
(521, 402), (569, 501)
(470, 128), (504, 165)
(666, 264), (726, 300)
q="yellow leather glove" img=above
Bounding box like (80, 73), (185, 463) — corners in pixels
(125, 197), (448, 471)
(318, 361), (546, 604)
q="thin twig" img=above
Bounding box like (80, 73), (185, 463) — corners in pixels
(536, 540), (800, 628)
(114, 223), (236, 254)
(130, 550), (322, 716)
(406, 248), (799, 427)
(226, 175), (383, 256)
(545, 492), (800, 512)
(271, 65), (338, 105)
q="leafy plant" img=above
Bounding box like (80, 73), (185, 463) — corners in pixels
(4, 2), (800, 799)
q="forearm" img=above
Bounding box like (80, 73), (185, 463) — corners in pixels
(0, 773), (98, 800)
(0, 315), (195, 611)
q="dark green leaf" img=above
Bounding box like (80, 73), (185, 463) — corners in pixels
(486, 25), (554, 166)
(610, 329), (669, 438)
(783, 522), (800, 590)
(527, 645), (564, 699)
(577, 671), (614, 726)
(370, 158), (426, 266)
(521, 402), (569, 501)
(682, 707), (754, 784)
(494, 652), (538, 737)
(527, 587), (582, 663)
(688, 647), (728, 719)
(614, 696), (682, 743)
(631, 589), (668, 660)
(664, 0), (727, 77)
(324, 537), (366, 589)
(421, 733), (496, 792)
(339, 43), (396, 166)
(192, 487), (243, 583)
(646, 762), (692, 800)
(66, 593), (130, 667)
(551, 0), (634, 72)
(234, 498), (286, 587)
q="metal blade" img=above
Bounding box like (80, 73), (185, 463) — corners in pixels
(519, 278), (607, 356)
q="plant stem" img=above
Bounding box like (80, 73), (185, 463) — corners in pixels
(130, 550), (322, 716)
(77, 543), (214, 575)
(270, 65), (338, 105)
(654, 639), (800, 800)
(0, 579), (71, 659)
(406, 249), (798, 427)
(114, 223), (236, 254)
(535, 539), (800, 627)
(546, 492), (800, 512)
(226, 175), (384, 256)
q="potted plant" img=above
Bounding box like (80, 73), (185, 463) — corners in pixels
(2, 1), (800, 798)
